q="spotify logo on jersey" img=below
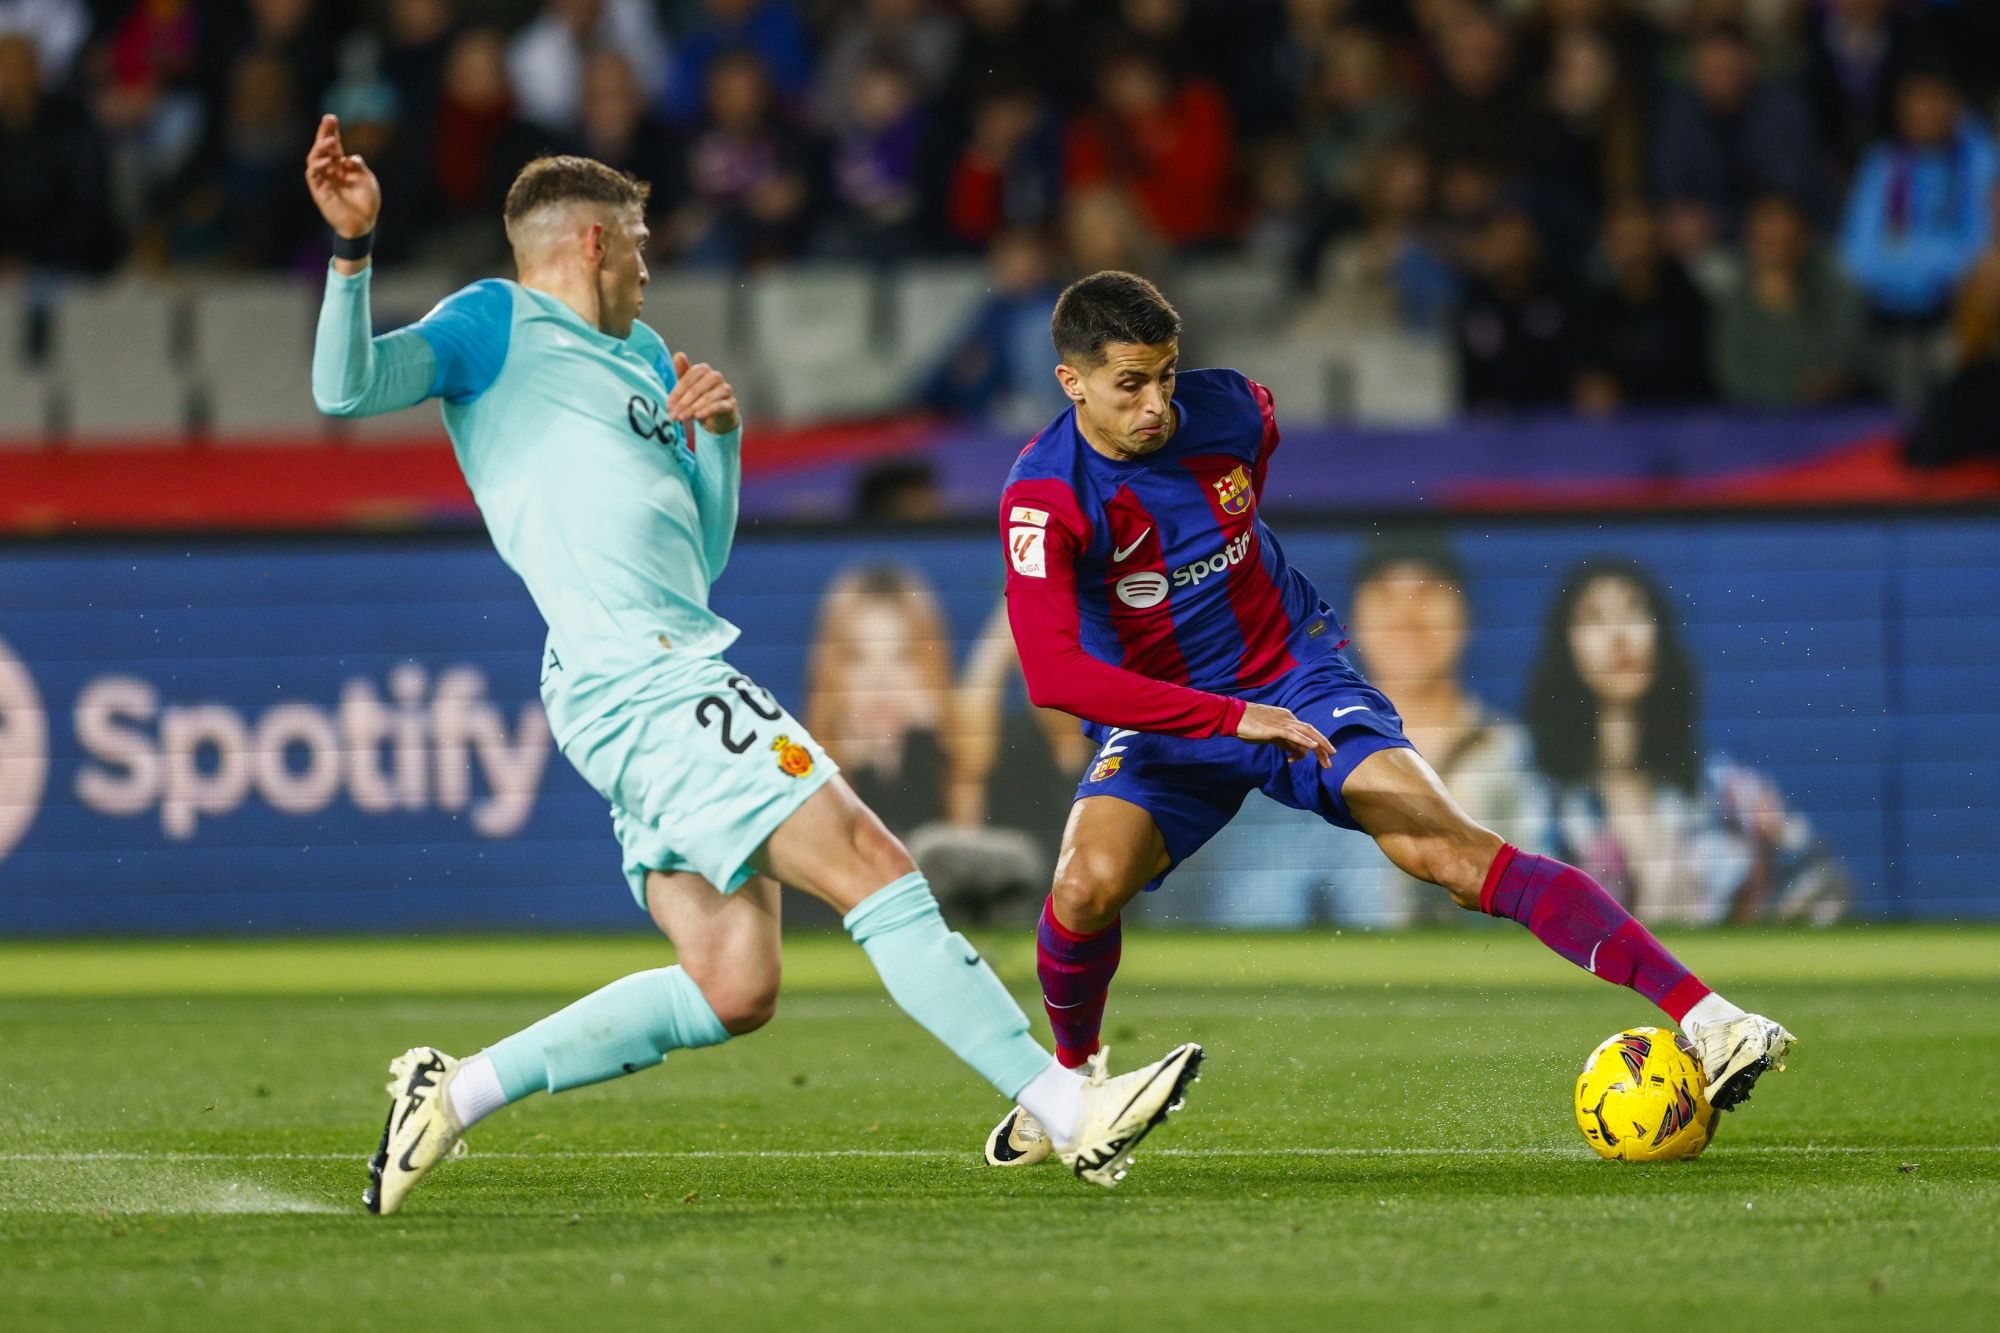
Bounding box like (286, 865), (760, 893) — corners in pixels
(1115, 572), (1170, 609)
(0, 635), (48, 862)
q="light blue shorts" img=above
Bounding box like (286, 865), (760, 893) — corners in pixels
(546, 656), (836, 910)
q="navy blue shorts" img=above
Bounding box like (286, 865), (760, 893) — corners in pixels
(1076, 647), (1412, 892)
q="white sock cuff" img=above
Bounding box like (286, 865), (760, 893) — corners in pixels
(1681, 991), (1748, 1037)
(447, 1051), (509, 1130)
(1014, 1057), (1085, 1149)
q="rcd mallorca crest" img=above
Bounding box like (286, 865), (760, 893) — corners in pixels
(1213, 464), (1252, 516)
(0, 635), (48, 863)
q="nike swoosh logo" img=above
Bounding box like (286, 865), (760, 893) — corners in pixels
(991, 1111), (1035, 1162)
(991, 1135), (1031, 1163)
(1112, 529), (1151, 562)
(398, 1123), (430, 1173)
(1330, 705), (1372, 718)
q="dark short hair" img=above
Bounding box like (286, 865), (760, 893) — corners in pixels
(1050, 271), (1181, 366)
(1351, 533), (1467, 595)
(503, 155), (650, 228)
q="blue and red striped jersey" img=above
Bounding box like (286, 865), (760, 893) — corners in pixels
(1000, 368), (1329, 739)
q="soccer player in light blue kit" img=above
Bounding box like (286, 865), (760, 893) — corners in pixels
(302, 116), (1201, 1214)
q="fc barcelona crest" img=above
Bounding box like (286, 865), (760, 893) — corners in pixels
(1213, 465), (1252, 516)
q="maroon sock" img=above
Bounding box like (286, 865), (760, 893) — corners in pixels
(1036, 897), (1122, 1068)
(1479, 845), (1711, 1022)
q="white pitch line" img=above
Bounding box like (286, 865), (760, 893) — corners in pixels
(3, 1144), (1995, 1164)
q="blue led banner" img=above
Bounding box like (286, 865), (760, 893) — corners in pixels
(1, 518), (1994, 934)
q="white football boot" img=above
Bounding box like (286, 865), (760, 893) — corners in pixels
(364, 1046), (469, 1215)
(1059, 1043), (1204, 1187)
(1688, 1014), (1796, 1110)
(984, 1105), (1054, 1168)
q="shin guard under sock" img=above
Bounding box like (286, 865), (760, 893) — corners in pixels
(1480, 846), (1710, 1021)
(844, 872), (1054, 1100)
(1036, 899), (1122, 1068)
(483, 963), (730, 1102)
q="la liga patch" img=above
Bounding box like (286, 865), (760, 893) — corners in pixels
(1009, 526), (1047, 577)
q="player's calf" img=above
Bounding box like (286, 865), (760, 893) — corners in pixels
(1374, 825), (1504, 910)
(1345, 752), (1797, 1111)
(1482, 846), (1799, 1107)
(1038, 899), (1122, 1068)
(1342, 748), (1503, 908)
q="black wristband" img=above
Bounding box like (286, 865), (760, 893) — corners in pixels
(331, 229), (375, 261)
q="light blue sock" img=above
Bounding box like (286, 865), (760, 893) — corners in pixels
(483, 964), (730, 1102)
(843, 872), (1053, 1099)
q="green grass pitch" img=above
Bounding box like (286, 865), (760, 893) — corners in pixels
(3, 926), (1997, 1332)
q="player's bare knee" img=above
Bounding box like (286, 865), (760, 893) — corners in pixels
(677, 934), (781, 1035)
(1050, 859), (1129, 934)
(710, 979), (779, 1036)
(683, 955), (779, 1035)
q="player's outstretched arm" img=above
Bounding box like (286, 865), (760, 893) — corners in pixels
(665, 349), (742, 574)
(305, 114), (439, 418)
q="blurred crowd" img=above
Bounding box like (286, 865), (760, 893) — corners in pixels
(4, 0), (2000, 419)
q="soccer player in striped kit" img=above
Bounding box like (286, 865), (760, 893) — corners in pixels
(302, 118), (1202, 1212)
(983, 272), (1794, 1166)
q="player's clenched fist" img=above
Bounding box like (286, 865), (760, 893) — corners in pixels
(666, 350), (740, 436)
(1234, 702), (1335, 768)
(304, 114), (381, 244)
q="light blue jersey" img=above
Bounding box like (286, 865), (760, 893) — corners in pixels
(313, 264), (832, 903)
(314, 267), (739, 718)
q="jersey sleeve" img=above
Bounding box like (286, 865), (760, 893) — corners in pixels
(1245, 376), (1280, 498)
(688, 417), (742, 577)
(311, 264), (438, 417)
(408, 280), (513, 403)
(642, 325), (742, 577)
(1001, 477), (1248, 740)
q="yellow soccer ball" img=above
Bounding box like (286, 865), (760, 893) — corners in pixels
(1574, 1026), (1718, 1162)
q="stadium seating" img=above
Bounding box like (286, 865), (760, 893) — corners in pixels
(192, 280), (324, 441)
(0, 283), (49, 445)
(745, 265), (902, 420)
(48, 282), (194, 444)
(0, 260), (1459, 445)
(1172, 260), (1290, 368)
(886, 259), (989, 380)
